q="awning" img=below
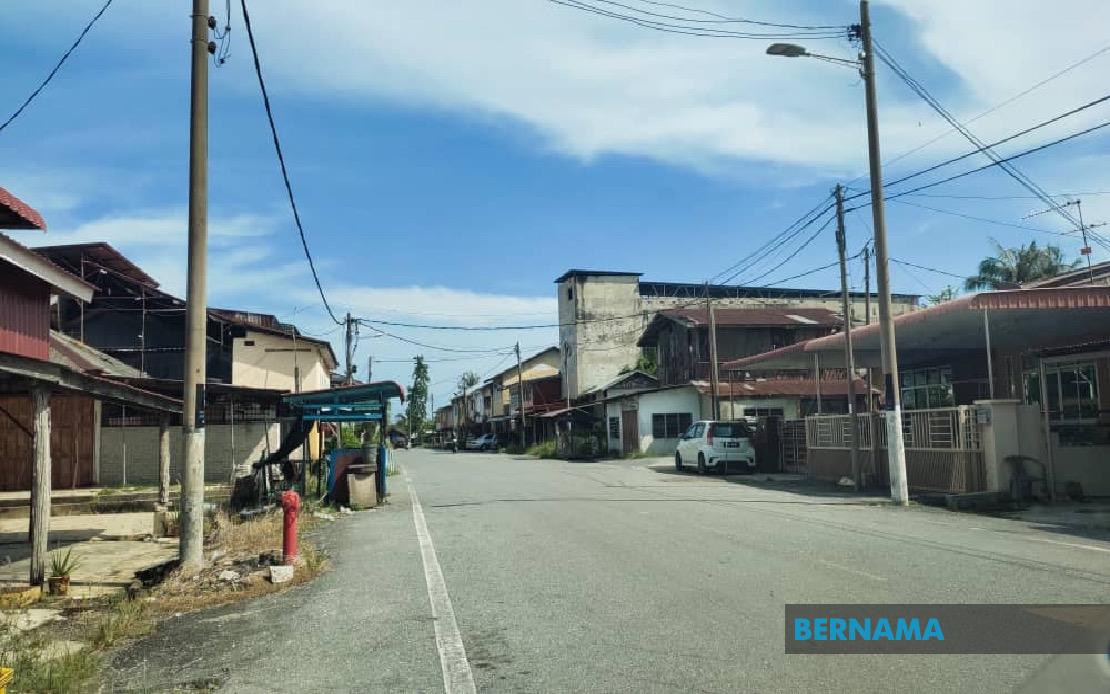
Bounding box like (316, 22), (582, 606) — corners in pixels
(283, 381), (405, 422)
(724, 287), (1110, 371)
(0, 351), (181, 413)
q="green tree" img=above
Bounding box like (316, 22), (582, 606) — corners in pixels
(405, 356), (430, 443)
(926, 285), (959, 305)
(456, 370), (480, 393)
(964, 239), (1080, 291)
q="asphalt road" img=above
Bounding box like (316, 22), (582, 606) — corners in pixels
(107, 449), (1110, 693)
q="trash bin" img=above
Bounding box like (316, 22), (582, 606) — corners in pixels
(346, 462), (378, 508)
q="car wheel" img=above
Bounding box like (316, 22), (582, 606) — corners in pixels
(697, 454), (706, 475)
(674, 452), (683, 471)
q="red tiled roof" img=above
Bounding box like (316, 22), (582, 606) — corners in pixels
(0, 186), (46, 230)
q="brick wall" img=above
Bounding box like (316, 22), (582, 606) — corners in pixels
(99, 422), (281, 486)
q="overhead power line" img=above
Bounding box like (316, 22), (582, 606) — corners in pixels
(542, 0), (847, 39)
(873, 40), (1110, 173)
(889, 257), (965, 281)
(711, 196), (836, 285)
(0, 0), (115, 135)
(889, 199), (1079, 239)
(572, 0), (844, 30)
(872, 41), (1082, 232)
(866, 91), (1110, 197)
(240, 0), (341, 325)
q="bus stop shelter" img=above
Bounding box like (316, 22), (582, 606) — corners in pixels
(282, 381), (405, 503)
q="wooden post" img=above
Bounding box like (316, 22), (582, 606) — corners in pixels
(158, 416), (171, 506)
(29, 386), (51, 587)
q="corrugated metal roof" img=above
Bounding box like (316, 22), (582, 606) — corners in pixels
(36, 242), (158, 287)
(663, 307), (841, 327)
(49, 331), (144, 378)
(0, 186), (46, 230)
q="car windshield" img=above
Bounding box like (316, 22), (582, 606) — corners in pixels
(711, 422), (751, 438)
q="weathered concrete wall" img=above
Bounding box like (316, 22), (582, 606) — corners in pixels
(231, 329), (331, 393)
(100, 422), (281, 486)
(558, 270), (919, 400)
(559, 275), (645, 398)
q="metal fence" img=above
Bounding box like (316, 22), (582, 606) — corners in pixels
(804, 407), (985, 493)
(781, 419), (808, 473)
(807, 407), (979, 451)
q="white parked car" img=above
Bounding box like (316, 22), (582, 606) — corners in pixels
(466, 433), (499, 451)
(675, 420), (756, 475)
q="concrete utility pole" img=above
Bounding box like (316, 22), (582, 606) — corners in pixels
(367, 354), (372, 383)
(344, 312), (354, 385)
(705, 283), (721, 420)
(180, 0), (211, 568)
(515, 343), (526, 450)
(859, 0), (909, 505)
(835, 185), (861, 489)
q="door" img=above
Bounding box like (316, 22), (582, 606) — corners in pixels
(621, 410), (639, 456)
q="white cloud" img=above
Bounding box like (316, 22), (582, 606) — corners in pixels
(92, 0), (1110, 178)
(35, 208), (294, 299)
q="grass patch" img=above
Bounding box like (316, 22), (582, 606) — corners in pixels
(526, 441), (557, 459)
(91, 597), (152, 648)
(0, 627), (101, 694)
(2, 506), (333, 692)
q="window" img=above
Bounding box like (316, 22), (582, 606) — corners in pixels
(609, 416), (620, 440)
(652, 412), (693, 439)
(744, 407), (785, 418)
(1027, 361), (1100, 422)
(567, 287), (574, 301)
(710, 421), (752, 438)
(243, 340), (255, 347)
(900, 366), (953, 410)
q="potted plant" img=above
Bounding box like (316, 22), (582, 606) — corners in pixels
(48, 548), (80, 596)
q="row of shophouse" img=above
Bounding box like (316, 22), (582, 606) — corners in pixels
(0, 185), (339, 494)
(435, 265), (1110, 499)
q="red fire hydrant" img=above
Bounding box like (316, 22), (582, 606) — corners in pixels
(281, 490), (300, 566)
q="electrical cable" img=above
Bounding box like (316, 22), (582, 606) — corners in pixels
(709, 195), (834, 284)
(542, 0), (847, 39)
(573, 0), (844, 30)
(872, 40), (1110, 174)
(239, 0), (342, 325)
(889, 257), (965, 281)
(0, 0), (115, 134)
(872, 41), (1083, 232)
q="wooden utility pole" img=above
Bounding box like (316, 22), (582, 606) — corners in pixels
(835, 184), (861, 489)
(705, 283), (720, 420)
(29, 386), (50, 587)
(180, 0), (211, 568)
(344, 312), (354, 385)
(515, 343), (526, 450)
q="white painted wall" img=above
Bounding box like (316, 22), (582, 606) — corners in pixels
(605, 387), (703, 457)
(232, 329), (332, 393)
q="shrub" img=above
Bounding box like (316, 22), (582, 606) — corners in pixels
(526, 441), (557, 459)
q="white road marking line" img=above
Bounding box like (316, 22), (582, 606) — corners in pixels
(1028, 537), (1110, 554)
(405, 472), (477, 694)
(815, 558), (888, 582)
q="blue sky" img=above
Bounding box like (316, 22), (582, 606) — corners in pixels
(2, 0), (1109, 406)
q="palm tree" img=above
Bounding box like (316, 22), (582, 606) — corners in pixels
(964, 239), (1080, 291)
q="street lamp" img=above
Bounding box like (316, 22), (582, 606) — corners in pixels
(766, 0), (910, 506)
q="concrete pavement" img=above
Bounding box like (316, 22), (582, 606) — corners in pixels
(105, 449), (1110, 692)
